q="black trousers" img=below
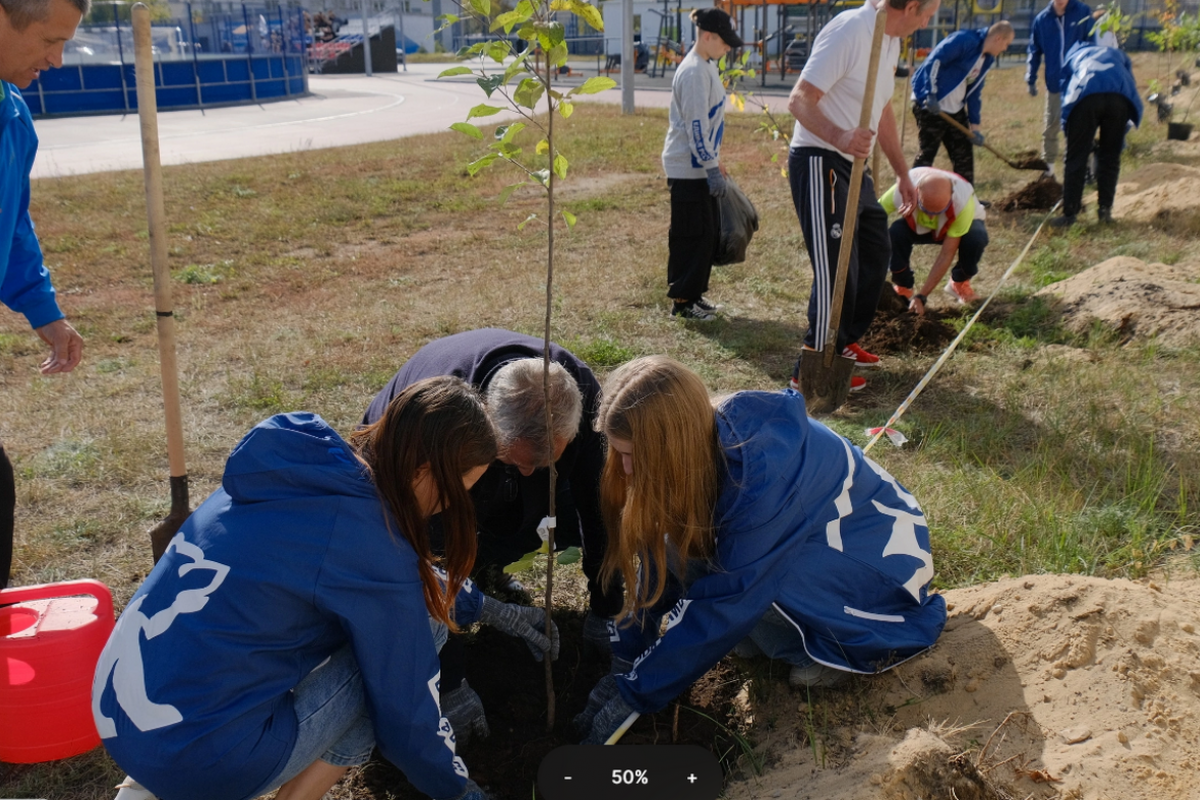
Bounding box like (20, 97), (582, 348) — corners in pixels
(889, 219), (990, 288)
(788, 147), (890, 352)
(666, 178), (718, 302)
(0, 445), (12, 590)
(1063, 93), (1131, 217)
(912, 103), (976, 187)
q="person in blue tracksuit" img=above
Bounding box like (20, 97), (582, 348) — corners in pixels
(93, 377), (558, 800)
(1026, 0), (1095, 170)
(573, 357), (947, 744)
(1051, 42), (1142, 227)
(911, 21), (1015, 186)
(1, 0), (89, 590)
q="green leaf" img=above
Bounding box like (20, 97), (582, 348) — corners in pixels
(503, 552), (538, 573)
(438, 65), (474, 78)
(570, 0), (604, 32)
(467, 0), (490, 17)
(437, 13), (460, 24)
(571, 76), (616, 95)
(486, 39), (511, 63)
(536, 138), (549, 155)
(492, 1), (534, 33)
(548, 21), (566, 46)
(513, 77), (545, 110)
(466, 152), (500, 176)
(517, 22), (537, 41)
(558, 100), (574, 118)
(517, 212), (539, 230)
(458, 41), (488, 57)
(450, 121), (483, 139)
(553, 153), (568, 181)
(556, 545), (581, 564)
(493, 141), (522, 158)
(561, 210), (577, 230)
(477, 74), (504, 97)
(503, 51), (531, 83)
(466, 103), (504, 120)
(498, 181), (526, 205)
(548, 41), (568, 68)
(497, 121), (525, 142)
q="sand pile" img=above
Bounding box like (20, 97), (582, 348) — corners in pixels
(727, 574), (1200, 800)
(1111, 163), (1200, 228)
(1034, 256), (1200, 346)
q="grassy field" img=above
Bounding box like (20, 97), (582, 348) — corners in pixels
(1, 51), (1198, 798)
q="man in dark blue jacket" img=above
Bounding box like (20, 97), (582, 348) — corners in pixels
(911, 21), (1014, 187)
(1026, 0), (1094, 172)
(1, 0), (89, 590)
(1050, 42), (1141, 227)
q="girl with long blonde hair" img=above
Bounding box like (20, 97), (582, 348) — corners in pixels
(575, 356), (947, 744)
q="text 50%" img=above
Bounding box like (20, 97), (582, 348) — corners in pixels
(611, 769), (649, 785)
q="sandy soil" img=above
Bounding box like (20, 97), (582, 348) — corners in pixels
(726, 572), (1200, 800)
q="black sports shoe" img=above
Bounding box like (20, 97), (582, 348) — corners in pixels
(694, 297), (724, 312)
(672, 301), (717, 321)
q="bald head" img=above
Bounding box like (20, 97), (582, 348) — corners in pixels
(917, 174), (953, 215)
(984, 20), (1015, 55)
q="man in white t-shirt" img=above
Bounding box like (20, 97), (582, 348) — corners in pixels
(786, 0), (939, 392)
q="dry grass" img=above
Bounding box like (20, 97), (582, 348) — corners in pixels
(1, 50), (1199, 799)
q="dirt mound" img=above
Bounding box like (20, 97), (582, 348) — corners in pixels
(1035, 255), (1200, 346)
(860, 284), (960, 354)
(1110, 162), (1200, 228)
(727, 573), (1200, 800)
(996, 175), (1063, 211)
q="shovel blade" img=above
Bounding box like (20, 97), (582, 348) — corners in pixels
(149, 474), (191, 562)
(798, 349), (857, 415)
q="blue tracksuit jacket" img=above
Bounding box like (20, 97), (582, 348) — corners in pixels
(92, 413), (483, 800)
(912, 28), (997, 126)
(1, 81), (64, 329)
(613, 390), (947, 714)
(1060, 43), (1143, 129)
(1026, 0), (1095, 93)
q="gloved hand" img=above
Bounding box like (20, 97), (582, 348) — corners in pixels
(479, 595), (560, 661)
(705, 166), (727, 198)
(1027, 83), (1038, 97)
(581, 692), (637, 745)
(923, 94), (942, 114)
(582, 610), (615, 653)
(441, 679), (489, 747)
(442, 778), (491, 800)
(572, 656), (633, 739)
(970, 130), (985, 146)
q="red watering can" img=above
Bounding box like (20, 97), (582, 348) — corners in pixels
(0, 579), (114, 763)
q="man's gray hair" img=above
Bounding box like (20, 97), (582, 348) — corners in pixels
(1, 0), (91, 30)
(887, 0), (939, 11)
(485, 358), (582, 456)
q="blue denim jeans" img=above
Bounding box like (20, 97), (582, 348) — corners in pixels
(243, 619), (450, 800)
(740, 606), (818, 670)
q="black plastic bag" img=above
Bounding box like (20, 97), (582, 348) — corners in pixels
(714, 177), (759, 266)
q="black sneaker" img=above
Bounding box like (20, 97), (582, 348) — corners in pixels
(1098, 207), (1114, 224)
(694, 297), (724, 312)
(1049, 215), (1077, 229)
(671, 301), (717, 321)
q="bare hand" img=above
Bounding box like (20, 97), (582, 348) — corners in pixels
(895, 174), (918, 216)
(909, 296), (926, 316)
(835, 126), (875, 160)
(34, 318), (83, 374)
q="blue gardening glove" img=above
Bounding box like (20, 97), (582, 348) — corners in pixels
(705, 166), (727, 198)
(923, 94), (942, 114)
(441, 778), (492, 800)
(572, 656), (633, 739)
(582, 693), (638, 745)
(441, 679), (489, 747)
(479, 595), (560, 662)
(970, 130), (985, 146)
(1028, 83), (1038, 97)
(582, 610), (616, 653)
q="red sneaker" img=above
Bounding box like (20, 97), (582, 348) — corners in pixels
(789, 376), (867, 392)
(945, 279), (978, 304)
(842, 343), (881, 369)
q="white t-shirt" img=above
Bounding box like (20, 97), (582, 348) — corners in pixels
(938, 55), (985, 114)
(790, 0), (902, 160)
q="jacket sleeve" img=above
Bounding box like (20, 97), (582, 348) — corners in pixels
(2, 180), (64, 329)
(1025, 22), (1043, 87)
(676, 67), (721, 170)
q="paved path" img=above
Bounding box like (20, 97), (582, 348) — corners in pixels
(31, 63), (791, 179)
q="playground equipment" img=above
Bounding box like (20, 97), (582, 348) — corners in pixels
(720, 0), (863, 87)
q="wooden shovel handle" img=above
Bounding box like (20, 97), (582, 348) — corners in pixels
(936, 110), (1017, 167)
(133, 4), (187, 481)
(825, 2), (887, 367)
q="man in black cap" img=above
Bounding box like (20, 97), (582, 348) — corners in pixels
(660, 7), (743, 321)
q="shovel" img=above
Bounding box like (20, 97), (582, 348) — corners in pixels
(798, 3), (887, 415)
(937, 111), (1050, 172)
(133, 4), (190, 562)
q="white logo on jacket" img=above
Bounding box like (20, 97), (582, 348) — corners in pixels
(92, 533), (230, 737)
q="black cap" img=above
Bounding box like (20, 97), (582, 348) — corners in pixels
(693, 8), (744, 49)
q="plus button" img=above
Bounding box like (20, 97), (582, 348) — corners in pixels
(687, 773), (698, 784)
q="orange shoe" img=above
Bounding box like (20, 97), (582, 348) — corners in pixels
(893, 285), (914, 299)
(842, 342), (881, 369)
(945, 280), (978, 304)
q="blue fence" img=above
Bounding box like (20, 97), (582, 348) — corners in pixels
(27, 2), (308, 118)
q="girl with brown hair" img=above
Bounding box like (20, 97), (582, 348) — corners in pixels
(575, 356), (946, 744)
(95, 377), (554, 800)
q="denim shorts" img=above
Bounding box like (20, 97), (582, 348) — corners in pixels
(242, 618), (450, 800)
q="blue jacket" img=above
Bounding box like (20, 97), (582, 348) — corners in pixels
(613, 390), (947, 714)
(1, 82), (64, 329)
(1026, 0), (1095, 92)
(1061, 43), (1143, 129)
(912, 28), (998, 126)
(93, 413), (483, 800)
